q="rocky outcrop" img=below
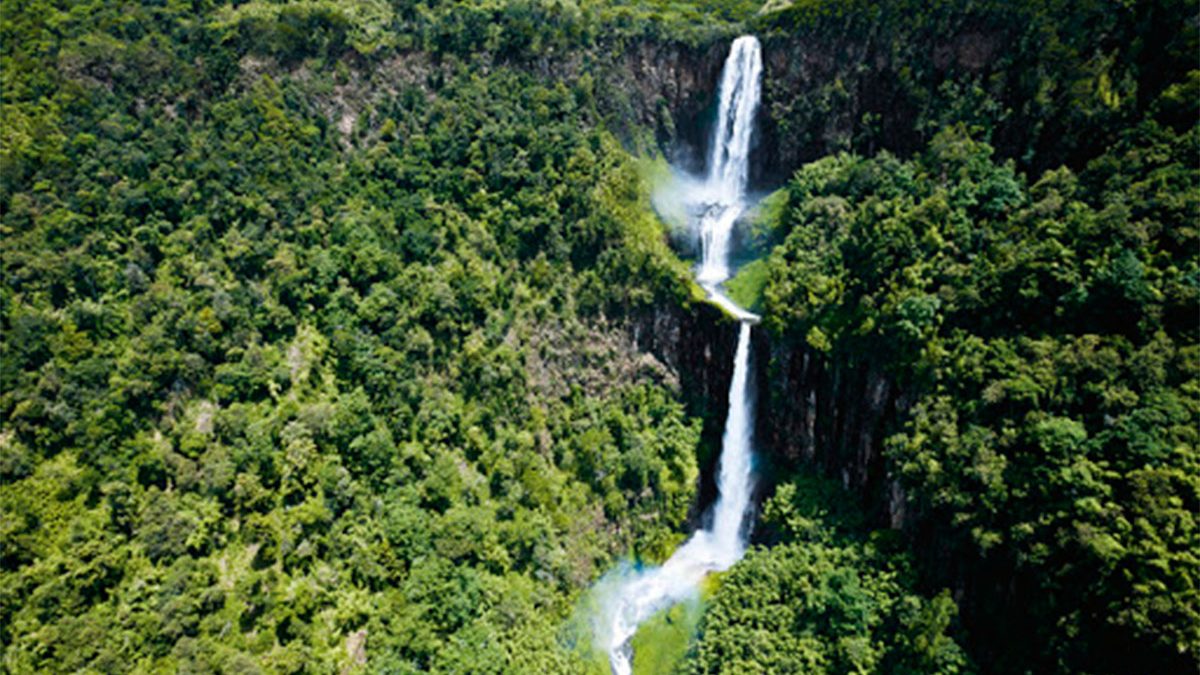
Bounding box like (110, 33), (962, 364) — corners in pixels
(753, 27), (1002, 185)
(753, 334), (914, 528)
(750, 332), (1051, 671)
(595, 38), (731, 174)
(626, 298), (917, 533)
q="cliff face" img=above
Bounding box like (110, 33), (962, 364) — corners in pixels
(603, 26), (1006, 188)
(753, 29), (1001, 185)
(748, 302), (1064, 673)
(595, 38), (731, 174)
(753, 335), (914, 528)
(630, 299), (739, 519)
(630, 297), (912, 538)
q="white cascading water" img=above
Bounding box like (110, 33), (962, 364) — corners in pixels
(696, 35), (762, 296)
(598, 36), (762, 675)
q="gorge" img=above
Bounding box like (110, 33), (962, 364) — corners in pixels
(1, 2), (1195, 673)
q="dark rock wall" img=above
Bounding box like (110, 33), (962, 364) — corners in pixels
(593, 37), (731, 175)
(753, 335), (914, 528)
(629, 299), (740, 521)
(595, 26), (1010, 188)
(754, 26), (1003, 186)
(751, 333), (1052, 670)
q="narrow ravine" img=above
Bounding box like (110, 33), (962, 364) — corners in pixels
(599, 35), (763, 675)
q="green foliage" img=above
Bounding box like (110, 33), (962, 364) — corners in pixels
(212, 0), (398, 56)
(631, 597), (705, 675)
(721, 187), (787, 312)
(741, 186), (790, 252)
(723, 259), (768, 313)
(3, 1), (1195, 673)
(682, 472), (971, 674)
(760, 116), (1199, 671)
(0, 2), (722, 670)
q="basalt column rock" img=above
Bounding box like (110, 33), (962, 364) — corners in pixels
(754, 334), (915, 530)
(631, 299), (739, 518)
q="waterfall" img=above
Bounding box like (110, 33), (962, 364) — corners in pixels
(696, 35), (762, 293)
(598, 35), (762, 675)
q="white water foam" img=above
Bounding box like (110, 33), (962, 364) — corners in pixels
(602, 322), (755, 675)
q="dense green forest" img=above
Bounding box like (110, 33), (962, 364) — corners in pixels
(0, 2), (717, 670)
(2, 0), (1196, 674)
(733, 2), (1198, 670)
(745, 123), (1198, 673)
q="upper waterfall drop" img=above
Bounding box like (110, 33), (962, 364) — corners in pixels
(707, 35), (762, 203)
(696, 35), (762, 292)
(596, 35), (763, 675)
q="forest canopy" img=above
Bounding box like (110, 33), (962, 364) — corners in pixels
(2, 0), (1197, 673)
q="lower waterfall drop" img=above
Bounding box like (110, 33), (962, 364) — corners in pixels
(603, 322), (756, 675)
